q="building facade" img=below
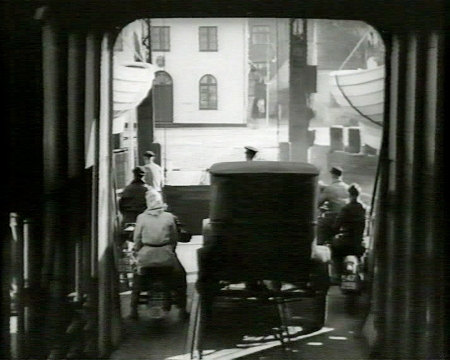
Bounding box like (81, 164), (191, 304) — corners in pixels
(149, 18), (248, 126)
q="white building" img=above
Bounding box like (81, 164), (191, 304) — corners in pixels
(114, 18), (248, 127)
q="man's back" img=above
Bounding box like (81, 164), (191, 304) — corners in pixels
(119, 181), (147, 211)
(321, 179), (349, 213)
(144, 162), (164, 191)
(334, 201), (366, 246)
(119, 180), (149, 223)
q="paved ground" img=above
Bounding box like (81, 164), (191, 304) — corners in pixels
(108, 125), (378, 359)
(156, 124), (378, 204)
(109, 237), (372, 360)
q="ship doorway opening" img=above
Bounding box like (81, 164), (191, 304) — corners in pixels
(110, 17), (384, 359)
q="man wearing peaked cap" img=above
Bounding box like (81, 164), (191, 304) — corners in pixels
(319, 166), (349, 213)
(143, 150), (164, 193)
(330, 166), (343, 177)
(244, 146), (258, 161)
(317, 166), (349, 249)
(132, 166), (146, 177)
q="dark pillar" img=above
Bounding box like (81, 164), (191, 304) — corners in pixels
(329, 126), (344, 152)
(137, 93), (155, 163)
(288, 19), (316, 162)
(97, 31), (114, 358)
(83, 30), (101, 358)
(347, 127), (361, 153)
(42, 20), (70, 357)
(68, 30), (86, 308)
(373, 30), (445, 360)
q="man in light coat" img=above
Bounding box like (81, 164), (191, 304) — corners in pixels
(143, 150), (164, 193)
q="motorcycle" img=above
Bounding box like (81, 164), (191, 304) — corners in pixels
(120, 220), (191, 320)
(331, 234), (367, 314)
(317, 201), (365, 283)
(137, 265), (175, 320)
(120, 223), (175, 320)
(340, 252), (366, 315)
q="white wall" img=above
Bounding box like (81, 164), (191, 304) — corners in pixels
(151, 18), (247, 124)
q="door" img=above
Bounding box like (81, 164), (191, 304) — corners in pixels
(153, 71), (173, 125)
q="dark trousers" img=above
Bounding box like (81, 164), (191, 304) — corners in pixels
(317, 212), (338, 245)
(130, 256), (187, 312)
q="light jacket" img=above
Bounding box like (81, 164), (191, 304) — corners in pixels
(133, 190), (179, 269)
(143, 162), (164, 192)
(319, 179), (349, 213)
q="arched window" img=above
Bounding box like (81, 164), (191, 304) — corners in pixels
(199, 75), (217, 110)
(153, 71), (173, 85)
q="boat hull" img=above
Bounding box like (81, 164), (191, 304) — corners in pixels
(329, 65), (385, 150)
(113, 62), (154, 119)
(359, 116), (383, 150)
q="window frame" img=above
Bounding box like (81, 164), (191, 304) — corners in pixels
(199, 74), (218, 110)
(199, 26), (218, 52)
(151, 26), (171, 51)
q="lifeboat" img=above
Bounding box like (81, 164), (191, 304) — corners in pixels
(113, 61), (154, 120)
(329, 64), (384, 150)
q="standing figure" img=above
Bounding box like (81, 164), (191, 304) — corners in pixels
(244, 146), (258, 161)
(143, 150), (165, 193)
(118, 166), (150, 226)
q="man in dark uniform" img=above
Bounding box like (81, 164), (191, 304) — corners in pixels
(118, 166), (150, 226)
(331, 183), (366, 276)
(245, 146), (258, 161)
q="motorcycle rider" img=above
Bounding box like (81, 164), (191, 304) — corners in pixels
(118, 166), (150, 227)
(331, 183), (367, 278)
(130, 189), (189, 320)
(318, 166), (349, 212)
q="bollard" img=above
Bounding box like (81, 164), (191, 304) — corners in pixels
(329, 126), (344, 152)
(308, 129), (316, 147)
(348, 127), (361, 153)
(278, 142), (291, 161)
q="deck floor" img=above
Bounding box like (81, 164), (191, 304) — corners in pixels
(110, 237), (372, 360)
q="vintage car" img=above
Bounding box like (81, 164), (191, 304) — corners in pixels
(189, 161), (331, 358)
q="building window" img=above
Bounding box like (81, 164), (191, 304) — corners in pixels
(199, 27), (218, 51)
(151, 26), (170, 51)
(251, 25), (270, 44)
(199, 75), (218, 110)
